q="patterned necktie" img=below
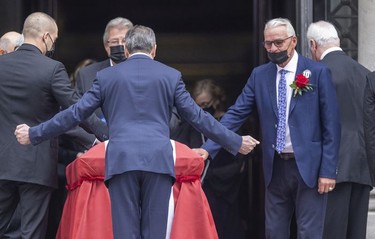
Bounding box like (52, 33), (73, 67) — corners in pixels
(276, 69), (288, 153)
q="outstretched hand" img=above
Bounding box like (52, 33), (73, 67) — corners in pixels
(192, 148), (209, 160)
(239, 135), (260, 155)
(14, 124), (31, 145)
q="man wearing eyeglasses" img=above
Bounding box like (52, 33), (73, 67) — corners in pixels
(75, 17), (133, 106)
(202, 18), (340, 239)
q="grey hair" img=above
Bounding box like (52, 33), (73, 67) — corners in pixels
(0, 38), (10, 52)
(103, 17), (133, 44)
(307, 21), (340, 47)
(264, 18), (296, 37)
(125, 25), (156, 55)
(0, 32), (24, 52)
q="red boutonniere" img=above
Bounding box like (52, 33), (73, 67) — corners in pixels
(289, 70), (313, 97)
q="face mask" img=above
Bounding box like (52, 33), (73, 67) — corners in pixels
(267, 50), (289, 65)
(44, 34), (55, 58)
(110, 45), (126, 64)
(203, 106), (215, 116)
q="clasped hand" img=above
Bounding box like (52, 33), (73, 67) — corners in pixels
(239, 135), (260, 155)
(14, 124), (31, 145)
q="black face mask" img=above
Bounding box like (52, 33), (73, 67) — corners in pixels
(110, 45), (126, 64)
(44, 34), (55, 58)
(203, 106), (215, 116)
(267, 50), (289, 65)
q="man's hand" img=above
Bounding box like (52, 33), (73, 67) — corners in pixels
(14, 124), (31, 145)
(239, 135), (260, 155)
(192, 148), (209, 160)
(318, 177), (336, 194)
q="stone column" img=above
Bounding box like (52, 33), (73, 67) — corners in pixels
(358, 0), (375, 71)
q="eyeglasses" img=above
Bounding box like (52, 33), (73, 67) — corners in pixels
(263, 36), (293, 49)
(107, 38), (126, 46)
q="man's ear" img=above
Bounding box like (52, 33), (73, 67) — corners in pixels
(125, 48), (130, 58)
(0, 49), (6, 55)
(309, 39), (317, 50)
(150, 44), (157, 59)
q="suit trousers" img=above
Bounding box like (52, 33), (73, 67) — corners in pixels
(0, 180), (52, 239)
(108, 171), (173, 239)
(323, 182), (371, 239)
(265, 155), (327, 239)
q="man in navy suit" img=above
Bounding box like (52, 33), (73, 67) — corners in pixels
(15, 25), (258, 239)
(202, 18), (341, 239)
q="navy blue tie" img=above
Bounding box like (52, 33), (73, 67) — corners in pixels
(276, 69), (288, 153)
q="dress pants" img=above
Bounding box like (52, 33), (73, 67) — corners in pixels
(265, 155), (327, 239)
(323, 182), (371, 239)
(0, 180), (52, 239)
(108, 171), (173, 239)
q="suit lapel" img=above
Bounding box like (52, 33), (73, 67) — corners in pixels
(266, 64), (278, 116)
(289, 55), (306, 115)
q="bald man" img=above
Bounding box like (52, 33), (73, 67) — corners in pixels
(0, 12), (108, 238)
(0, 30), (24, 239)
(0, 31), (23, 55)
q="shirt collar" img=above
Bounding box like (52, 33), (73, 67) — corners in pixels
(129, 52), (153, 59)
(320, 47), (342, 60)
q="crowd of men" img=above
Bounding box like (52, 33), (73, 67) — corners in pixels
(1, 11), (375, 239)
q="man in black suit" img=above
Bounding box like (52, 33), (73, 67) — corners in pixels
(364, 72), (375, 204)
(307, 20), (372, 239)
(0, 31), (24, 239)
(75, 17), (133, 97)
(75, 17), (132, 120)
(0, 12), (108, 238)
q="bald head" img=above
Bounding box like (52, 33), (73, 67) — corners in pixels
(23, 12), (57, 40)
(21, 12), (58, 55)
(0, 31), (23, 55)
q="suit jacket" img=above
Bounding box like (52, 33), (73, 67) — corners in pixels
(0, 44), (107, 188)
(203, 54), (341, 188)
(363, 71), (375, 186)
(321, 50), (372, 187)
(76, 59), (111, 118)
(29, 54), (242, 181)
(75, 59), (111, 96)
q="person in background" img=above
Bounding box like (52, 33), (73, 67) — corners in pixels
(307, 20), (371, 239)
(75, 17), (133, 97)
(0, 30), (24, 239)
(364, 72), (375, 234)
(171, 78), (249, 239)
(0, 31), (24, 55)
(202, 18), (341, 239)
(15, 25), (259, 239)
(70, 58), (97, 88)
(0, 12), (108, 238)
(75, 17), (132, 122)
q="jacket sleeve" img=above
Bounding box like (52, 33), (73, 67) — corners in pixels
(51, 62), (108, 142)
(364, 74), (375, 186)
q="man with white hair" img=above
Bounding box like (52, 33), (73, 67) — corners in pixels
(307, 20), (371, 239)
(0, 31), (23, 55)
(202, 18), (340, 239)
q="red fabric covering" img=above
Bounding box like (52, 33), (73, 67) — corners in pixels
(56, 141), (218, 239)
(56, 143), (113, 239)
(171, 142), (218, 239)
